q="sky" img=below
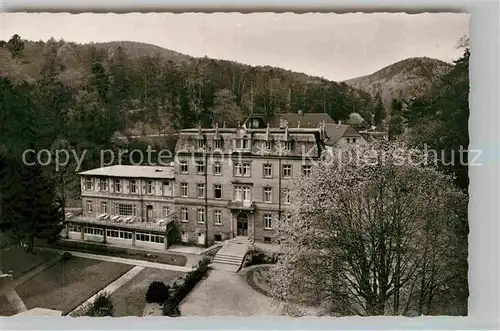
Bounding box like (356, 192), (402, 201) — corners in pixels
(1, 12), (469, 81)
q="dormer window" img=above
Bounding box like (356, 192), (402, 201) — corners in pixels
(197, 139), (205, 149)
(235, 138), (249, 150)
(265, 141), (272, 150)
(285, 141), (292, 151)
(214, 139), (222, 150)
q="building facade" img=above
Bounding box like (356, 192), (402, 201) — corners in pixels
(68, 165), (176, 251)
(70, 112), (367, 249)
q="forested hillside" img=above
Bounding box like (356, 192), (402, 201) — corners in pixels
(0, 36), (376, 139)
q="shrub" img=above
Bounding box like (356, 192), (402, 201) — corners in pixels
(146, 281), (170, 303)
(244, 248), (280, 267)
(162, 258), (211, 316)
(62, 252), (73, 260)
(163, 301), (181, 317)
(87, 292), (114, 317)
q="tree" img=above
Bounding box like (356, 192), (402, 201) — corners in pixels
(388, 114), (405, 141)
(270, 142), (468, 316)
(373, 94), (385, 128)
(347, 112), (365, 128)
(210, 88), (243, 127)
(404, 46), (469, 191)
(6, 34), (24, 58)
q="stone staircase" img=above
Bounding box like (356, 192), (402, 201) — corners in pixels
(211, 236), (252, 273)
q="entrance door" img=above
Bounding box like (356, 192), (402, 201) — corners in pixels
(197, 232), (205, 245)
(237, 214), (248, 236)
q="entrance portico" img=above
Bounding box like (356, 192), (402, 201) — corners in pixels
(228, 201), (255, 240)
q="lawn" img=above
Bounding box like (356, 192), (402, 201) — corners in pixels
(0, 247), (59, 278)
(16, 256), (132, 315)
(110, 267), (185, 317)
(0, 295), (17, 316)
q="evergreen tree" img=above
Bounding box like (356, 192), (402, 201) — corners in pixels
(6, 34), (24, 58)
(373, 93), (385, 127)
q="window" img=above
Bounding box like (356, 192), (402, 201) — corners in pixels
(282, 164), (292, 178)
(213, 162), (222, 175)
(163, 181), (171, 196)
(265, 141), (272, 150)
(214, 210), (222, 225)
(264, 187), (272, 203)
(180, 160), (188, 173)
(234, 186), (242, 201)
(214, 140), (222, 150)
(85, 178), (93, 190)
(285, 141), (292, 151)
(181, 231), (188, 243)
(214, 234), (222, 242)
(196, 161), (205, 174)
(163, 206), (170, 217)
(352, 138), (357, 143)
(101, 201), (107, 214)
(346, 138), (350, 143)
(181, 208), (189, 222)
(118, 231), (133, 239)
(197, 184), (205, 199)
(234, 163), (251, 177)
(264, 214), (273, 229)
(235, 138), (249, 149)
(197, 139), (205, 149)
(99, 179), (108, 191)
(214, 184), (222, 199)
(117, 204), (135, 216)
(136, 233), (150, 242)
(130, 179), (137, 193)
(181, 183), (188, 197)
(264, 237), (271, 243)
(234, 186), (251, 202)
(197, 209), (205, 223)
(85, 227), (103, 236)
(283, 188), (291, 204)
(252, 119), (259, 128)
(146, 180), (153, 195)
(302, 165), (312, 176)
(243, 187), (251, 202)
(69, 225), (81, 232)
(263, 164), (273, 178)
(114, 179), (121, 193)
(86, 200), (92, 213)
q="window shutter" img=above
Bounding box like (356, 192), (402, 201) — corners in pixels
(142, 180), (146, 194)
(126, 180), (130, 193)
(158, 181), (162, 195)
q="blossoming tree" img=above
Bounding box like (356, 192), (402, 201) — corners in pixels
(270, 141), (468, 316)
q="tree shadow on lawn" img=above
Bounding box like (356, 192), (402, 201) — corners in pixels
(15, 256), (132, 315)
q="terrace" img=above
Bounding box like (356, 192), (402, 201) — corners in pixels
(68, 213), (176, 233)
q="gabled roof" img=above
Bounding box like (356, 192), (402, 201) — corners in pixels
(324, 123), (363, 146)
(79, 165), (175, 179)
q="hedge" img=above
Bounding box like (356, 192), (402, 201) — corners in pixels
(162, 258), (211, 316)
